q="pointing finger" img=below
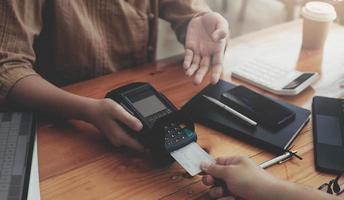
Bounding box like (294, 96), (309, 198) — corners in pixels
(118, 131), (144, 151)
(111, 102), (143, 131)
(216, 156), (245, 165)
(208, 186), (224, 199)
(202, 174), (215, 186)
(211, 52), (224, 84)
(186, 54), (200, 77)
(183, 49), (194, 70)
(114, 124), (143, 151)
(105, 122), (144, 152)
(194, 56), (210, 85)
(212, 18), (229, 42)
(212, 29), (227, 42)
(201, 162), (227, 178)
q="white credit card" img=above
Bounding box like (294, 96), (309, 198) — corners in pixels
(170, 142), (215, 176)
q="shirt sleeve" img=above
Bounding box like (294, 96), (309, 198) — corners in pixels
(0, 0), (45, 100)
(159, 0), (211, 44)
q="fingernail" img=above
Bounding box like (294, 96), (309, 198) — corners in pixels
(194, 80), (201, 85)
(212, 76), (220, 84)
(201, 162), (210, 171)
(135, 120), (143, 131)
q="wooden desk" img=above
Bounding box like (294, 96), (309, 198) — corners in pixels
(39, 21), (344, 199)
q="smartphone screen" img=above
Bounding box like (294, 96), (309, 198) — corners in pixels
(221, 86), (295, 128)
(282, 73), (316, 90)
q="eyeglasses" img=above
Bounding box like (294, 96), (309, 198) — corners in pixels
(318, 172), (344, 196)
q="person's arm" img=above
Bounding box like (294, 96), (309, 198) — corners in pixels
(0, 0), (44, 103)
(159, 0), (229, 85)
(201, 156), (340, 200)
(1, 0), (143, 151)
(10, 76), (144, 150)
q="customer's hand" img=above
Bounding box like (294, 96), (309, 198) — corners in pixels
(86, 98), (144, 151)
(201, 156), (278, 200)
(184, 12), (229, 85)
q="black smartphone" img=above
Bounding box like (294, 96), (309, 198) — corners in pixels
(221, 86), (295, 128)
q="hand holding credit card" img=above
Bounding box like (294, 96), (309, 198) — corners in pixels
(170, 141), (230, 195)
(170, 140), (299, 197)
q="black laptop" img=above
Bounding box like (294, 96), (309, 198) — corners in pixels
(0, 112), (36, 200)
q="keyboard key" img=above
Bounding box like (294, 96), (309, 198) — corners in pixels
(9, 176), (22, 186)
(2, 113), (12, 122)
(0, 175), (10, 183)
(13, 137), (28, 175)
(19, 122), (30, 136)
(8, 185), (21, 198)
(2, 169), (12, 176)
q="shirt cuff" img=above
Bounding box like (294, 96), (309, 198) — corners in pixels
(0, 66), (38, 100)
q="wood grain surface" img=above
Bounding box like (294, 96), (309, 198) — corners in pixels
(39, 20), (344, 199)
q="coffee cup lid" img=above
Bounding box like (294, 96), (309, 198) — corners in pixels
(302, 1), (337, 22)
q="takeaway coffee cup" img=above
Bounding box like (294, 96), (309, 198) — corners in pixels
(301, 1), (337, 49)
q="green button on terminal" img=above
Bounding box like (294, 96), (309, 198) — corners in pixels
(182, 128), (194, 137)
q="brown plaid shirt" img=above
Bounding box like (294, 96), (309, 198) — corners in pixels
(0, 0), (210, 100)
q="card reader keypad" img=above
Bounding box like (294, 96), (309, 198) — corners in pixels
(164, 122), (196, 152)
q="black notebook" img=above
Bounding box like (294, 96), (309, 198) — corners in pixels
(181, 80), (311, 154)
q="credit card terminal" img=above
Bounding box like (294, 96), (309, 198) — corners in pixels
(105, 82), (197, 164)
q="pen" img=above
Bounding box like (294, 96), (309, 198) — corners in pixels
(202, 95), (257, 127)
(259, 151), (296, 169)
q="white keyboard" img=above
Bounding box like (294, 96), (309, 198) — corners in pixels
(231, 60), (319, 95)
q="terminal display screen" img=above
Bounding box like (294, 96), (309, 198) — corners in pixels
(127, 90), (167, 117)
